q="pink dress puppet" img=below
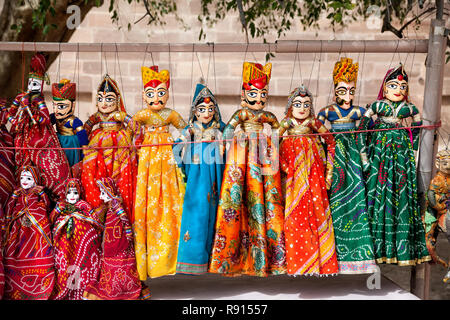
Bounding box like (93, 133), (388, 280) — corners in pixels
(49, 178), (103, 300)
(6, 53), (71, 203)
(3, 165), (55, 300)
(83, 177), (150, 300)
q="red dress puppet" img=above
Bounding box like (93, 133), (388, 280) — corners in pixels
(50, 178), (103, 300)
(6, 53), (71, 203)
(278, 86), (338, 276)
(3, 165), (55, 300)
(83, 177), (149, 300)
(0, 98), (16, 208)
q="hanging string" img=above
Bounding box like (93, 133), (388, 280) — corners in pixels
(100, 43), (103, 80)
(237, 42), (250, 110)
(56, 42), (62, 82)
(195, 51), (206, 83)
(212, 43), (217, 94)
(188, 44), (195, 106)
(115, 43), (126, 109)
(388, 40), (400, 71)
(327, 40), (343, 105)
(206, 45), (213, 87)
(168, 43), (175, 110)
(356, 41), (366, 107)
(315, 40), (322, 106)
(288, 40), (299, 93)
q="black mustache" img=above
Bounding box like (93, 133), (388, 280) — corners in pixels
(336, 97), (352, 106)
(245, 98), (265, 106)
(149, 100), (164, 106)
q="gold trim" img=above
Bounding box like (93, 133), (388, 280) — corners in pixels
(376, 255), (432, 266)
(242, 122), (263, 133)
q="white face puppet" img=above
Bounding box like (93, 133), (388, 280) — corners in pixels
(27, 77), (43, 94)
(99, 188), (112, 203)
(66, 187), (80, 205)
(20, 170), (36, 190)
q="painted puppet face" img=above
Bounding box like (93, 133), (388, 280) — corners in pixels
(439, 157), (450, 175)
(143, 82), (170, 112)
(96, 91), (119, 114)
(20, 170), (36, 190)
(334, 81), (355, 110)
(291, 96), (312, 120)
(195, 101), (215, 124)
(27, 77), (43, 94)
(99, 188), (112, 203)
(53, 99), (74, 120)
(241, 85), (268, 111)
(66, 187), (80, 205)
(384, 79), (408, 102)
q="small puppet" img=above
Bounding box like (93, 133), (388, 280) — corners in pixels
(83, 177), (148, 300)
(3, 165), (55, 300)
(423, 150), (450, 283)
(51, 79), (88, 168)
(50, 178), (103, 300)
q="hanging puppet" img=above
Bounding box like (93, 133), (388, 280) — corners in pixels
(423, 150), (450, 283)
(209, 62), (286, 277)
(0, 98), (16, 208)
(6, 53), (71, 202)
(81, 74), (137, 222)
(278, 85), (338, 276)
(131, 65), (187, 280)
(50, 79), (88, 170)
(357, 63), (430, 266)
(3, 165), (55, 300)
(173, 83), (226, 275)
(317, 57), (377, 274)
(83, 177), (149, 300)
(50, 178), (103, 300)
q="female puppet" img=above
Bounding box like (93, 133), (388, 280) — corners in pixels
(317, 58), (376, 274)
(173, 83), (226, 275)
(209, 62), (286, 277)
(50, 178), (103, 300)
(3, 165), (55, 300)
(83, 177), (147, 300)
(279, 85), (338, 276)
(131, 66), (187, 280)
(357, 64), (430, 266)
(81, 74), (137, 222)
(0, 98), (16, 207)
(6, 53), (71, 202)
(51, 79), (88, 169)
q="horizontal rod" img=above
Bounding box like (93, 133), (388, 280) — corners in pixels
(0, 39), (428, 53)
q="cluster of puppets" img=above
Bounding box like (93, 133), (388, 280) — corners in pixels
(0, 52), (448, 300)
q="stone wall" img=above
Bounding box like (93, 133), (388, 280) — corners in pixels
(42, 0), (449, 147)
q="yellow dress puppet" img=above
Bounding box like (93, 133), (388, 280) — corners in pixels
(131, 66), (187, 279)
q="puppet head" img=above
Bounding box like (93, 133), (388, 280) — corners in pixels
(64, 178), (82, 205)
(333, 57), (358, 110)
(379, 64), (409, 102)
(436, 150), (450, 175)
(141, 65), (171, 111)
(189, 83), (221, 125)
(96, 74), (126, 115)
(96, 177), (121, 204)
(285, 85), (314, 120)
(19, 165), (40, 190)
(52, 79), (76, 120)
(27, 53), (49, 94)
(241, 62), (271, 111)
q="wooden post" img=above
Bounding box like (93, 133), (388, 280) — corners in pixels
(413, 16), (447, 300)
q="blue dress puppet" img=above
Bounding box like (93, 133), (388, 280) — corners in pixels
(50, 79), (88, 169)
(173, 83), (226, 275)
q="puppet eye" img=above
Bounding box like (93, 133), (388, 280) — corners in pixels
(260, 92), (267, 98)
(387, 84), (397, 90)
(158, 91), (166, 97)
(247, 92), (257, 98)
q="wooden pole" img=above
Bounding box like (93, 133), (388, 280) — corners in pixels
(413, 17), (447, 300)
(0, 40), (428, 53)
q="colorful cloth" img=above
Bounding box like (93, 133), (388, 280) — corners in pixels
(209, 108), (286, 277)
(50, 114), (88, 167)
(83, 178), (141, 300)
(3, 184), (55, 300)
(0, 207), (4, 299)
(358, 99), (431, 265)
(132, 107), (187, 279)
(9, 93), (71, 202)
(50, 179), (103, 300)
(0, 122), (16, 207)
(317, 104), (377, 274)
(174, 84), (226, 274)
(279, 116), (339, 276)
(81, 110), (137, 224)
